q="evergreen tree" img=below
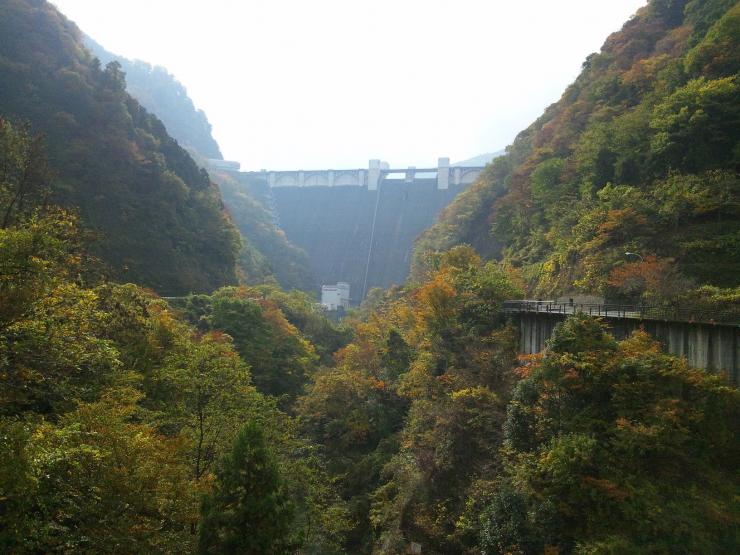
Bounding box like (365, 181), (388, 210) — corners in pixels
(198, 421), (298, 555)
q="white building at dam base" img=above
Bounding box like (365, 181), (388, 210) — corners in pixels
(321, 282), (351, 311)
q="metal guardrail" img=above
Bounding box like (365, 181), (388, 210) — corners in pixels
(502, 300), (739, 326)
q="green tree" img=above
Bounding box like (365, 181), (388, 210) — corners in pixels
(684, 1), (740, 78)
(487, 316), (740, 553)
(530, 157), (567, 209)
(0, 118), (51, 229)
(198, 421), (298, 554)
(0, 390), (194, 553)
(175, 287), (319, 405)
(0, 211), (121, 417)
(149, 330), (261, 482)
(650, 76), (740, 172)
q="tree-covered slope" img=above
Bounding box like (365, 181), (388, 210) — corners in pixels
(83, 36), (223, 161)
(83, 38), (319, 293)
(415, 0), (740, 301)
(0, 0), (239, 294)
(3, 114), (735, 552)
(79, 36), (317, 292)
(214, 171), (317, 292)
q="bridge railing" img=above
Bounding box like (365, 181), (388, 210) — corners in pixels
(502, 300), (739, 325)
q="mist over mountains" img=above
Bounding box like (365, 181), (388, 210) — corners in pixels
(0, 0), (239, 294)
(83, 36), (223, 162)
(452, 150), (505, 167)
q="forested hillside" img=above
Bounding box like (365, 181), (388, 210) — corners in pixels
(416, 0), (740, 304)
(1, 0), (738, 553)
(83, 37), (223, 161)
(2, 115), (737, 552)
(0, 0), (239, 294)
(215, 171), (317, 292)
(81, 37), (318, 292)
(85, 37), (317, 291)
(0, 117), (353, 552)
(296, 246), (738, 553)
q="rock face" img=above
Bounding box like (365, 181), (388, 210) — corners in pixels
(263, 177), (467, 302)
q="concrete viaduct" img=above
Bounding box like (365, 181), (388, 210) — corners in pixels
(504, 300), (739, 384)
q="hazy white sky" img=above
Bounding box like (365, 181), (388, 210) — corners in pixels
(52, 0), (645, 170)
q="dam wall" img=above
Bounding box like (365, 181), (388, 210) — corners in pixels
(230, 158), (484, 302)
(272, 178), (462, 302)
(233, 162), (478, 302)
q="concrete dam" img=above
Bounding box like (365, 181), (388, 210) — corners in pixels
(236, 158), (484, 303)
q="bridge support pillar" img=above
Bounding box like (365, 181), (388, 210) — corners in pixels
(511, 310), (738, 384)
(437, 157), (450, 189)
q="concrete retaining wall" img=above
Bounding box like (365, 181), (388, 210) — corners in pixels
(516, 313), (738, 384)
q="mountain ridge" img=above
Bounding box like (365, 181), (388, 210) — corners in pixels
(83, 36), (223, 161)
(0, 0), (240, 294)
(79, 35), (317, 292)
(414, 0), (740, 303)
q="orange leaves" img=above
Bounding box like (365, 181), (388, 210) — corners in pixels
(514, 353), (544, 379)
(205, 329), (229, 343)
(417, 275), (456, 315)
(622, 54), (671, 90)
(371, 378), (387, 391)
(413, 270), (459, 338)
(334, 328), (382, 376)
(607, 255), (690, 301)
(608, 254), (660, 286)
(595, 208), (649, 244)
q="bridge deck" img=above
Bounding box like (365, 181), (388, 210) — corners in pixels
(503, 300), (739, 326)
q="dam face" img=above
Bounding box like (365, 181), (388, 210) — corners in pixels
(273, 178), (461, 302)
(235, 159), (482, 303)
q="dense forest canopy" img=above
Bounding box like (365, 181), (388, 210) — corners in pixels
(0, 0), (240, 294)
(415, 0), (740, 306)
(0, 119), (352, 551)
(295, 246), (738, 553)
